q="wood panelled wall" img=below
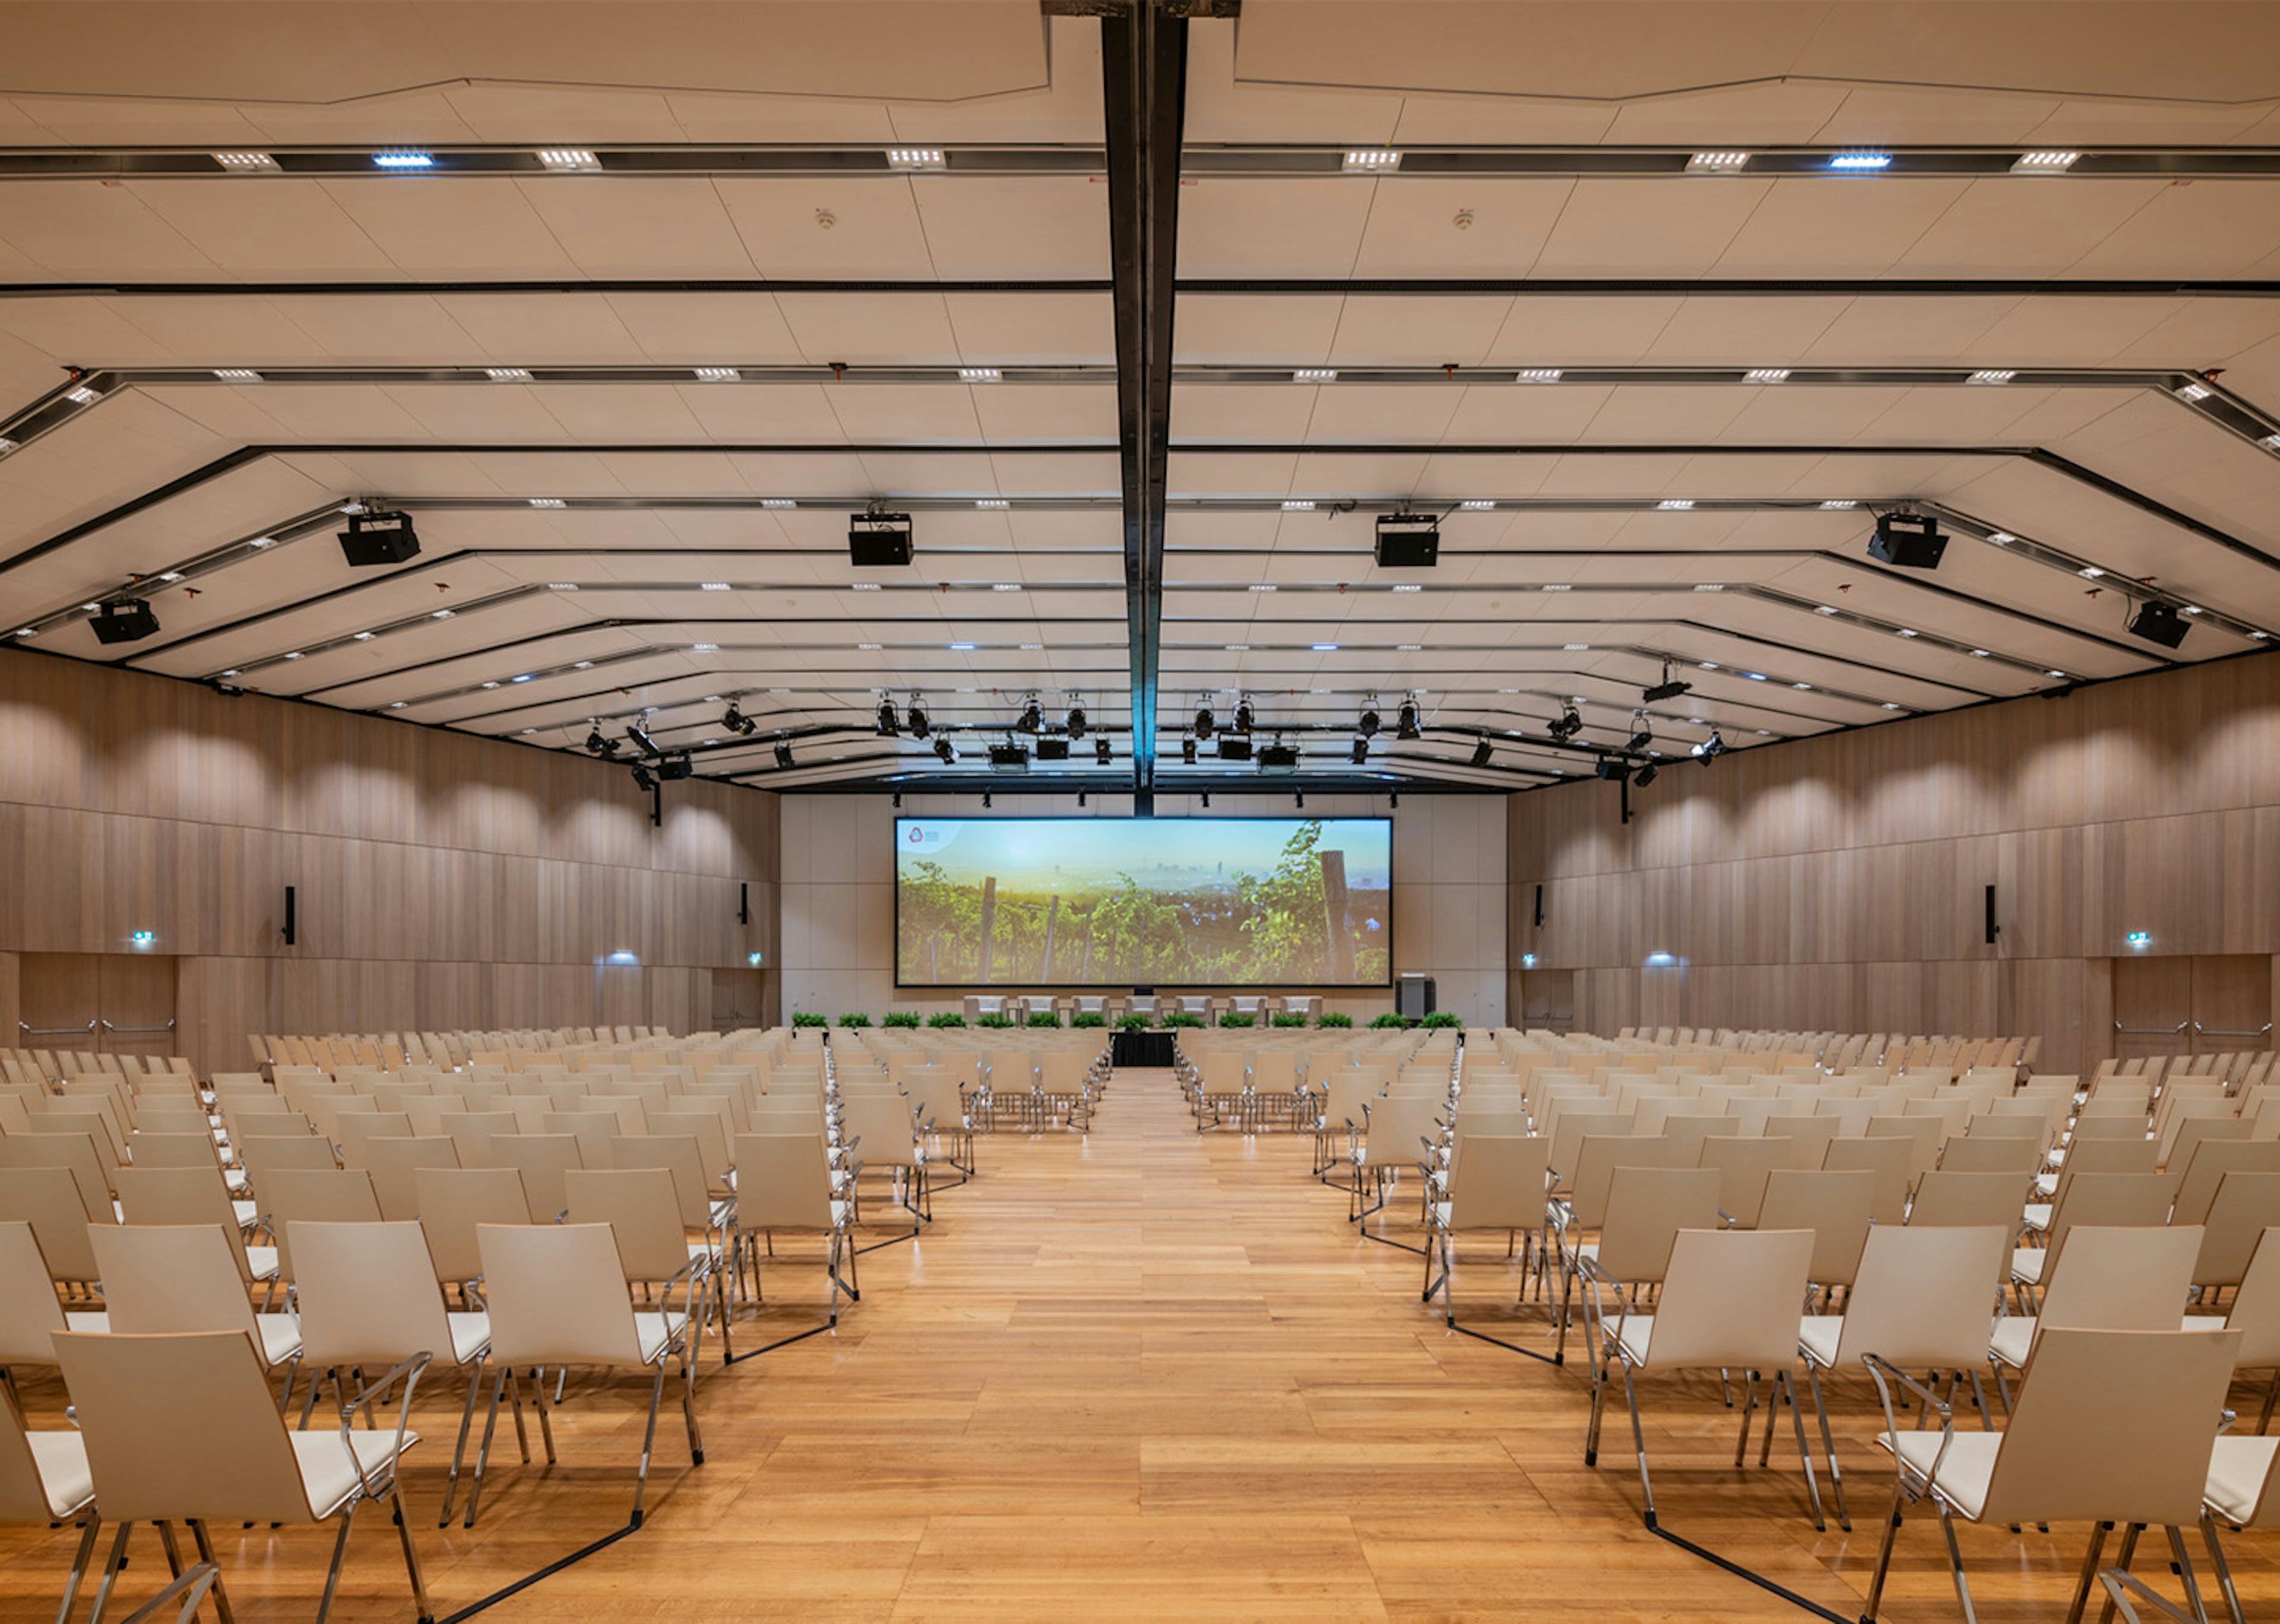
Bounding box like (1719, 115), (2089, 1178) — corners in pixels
(1508, 654), (2280, 1073)
(0, 652), (778, 1074)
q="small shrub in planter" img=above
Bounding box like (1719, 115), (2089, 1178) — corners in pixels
(1114, 1014), (1152, 1032)
(1164, 1011), (1205, 1029)
(1217, 1012), (1255, 1028)
(1269, 1012), (1308, 1029)
(977, 1012), (1018, 1029)
(1070, 1010), (1107, 1029)
(1369, 1012), (1410, 1030)
(791, 1011), (828, 1029)
(1026, 1010), (1062, 1028)
(837, 1012), (872, 1029)
(1420, 1011), (1462, 1030)
(1316, 1012), (1354, 1029)
(882, 1012), (922, 1029)
(927, 1012), (968, 1029)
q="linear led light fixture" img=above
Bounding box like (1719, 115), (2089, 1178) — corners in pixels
(1459, 499), (1496, 510)
(1515, 369), (1563, 383)
(1687, 151), (1750, 172)
(1293, 368), (1338, 382)
(694, 367), (740, 382)
(1280, 499), (1315, 512)
(373, 150), (435, 169)
(976, 498), (1009, 509)
(761, 497), (796, 509)
(958, 366), (1001, 382)
(1743, 368), (1791, 383)
(64, 386), (97, 405)
(1819, 499), (1859, 509)
(2176, 381), (2213, 402)
(212, 368), (262, 382)
(484, 367), (531, 382)
(1968, 369), (2018, 385)
(1828, 150), (1893, 170)
(537, 148), (601, 172)
(212, 150), (278, 172)
(2012, 150), (2080, 173)
(1343, 148), (1401, 172)
(886, 147), (946, 171)
(527, 497), (566, 508)
(0, 438), (16, 455)
(1656, 499), (1695, 510)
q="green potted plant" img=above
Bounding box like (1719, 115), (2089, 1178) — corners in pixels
(1369, 1012), (1410, 1030)
(1114, 1013), (1152, 1033)
(882, 1011), (922, 1029)
(1316, 1012), (1354, 1029)
(837, 1011), (872, 1028)
(977, 1012), (1017, 1029)
(927, 1012), (968, 1029)
(1070, 1010), (1107, 1029)
(1421, 1011), (1462, 1030)
(1164, 1011), (1205, 1029)
(1026, 1010), (1063, 1028)
(791, 1011), (828, 1029)
(1217, 1012), (1255, 1029)
(1270, 1012), (1308, 1029)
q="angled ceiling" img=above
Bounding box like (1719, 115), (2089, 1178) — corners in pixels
(2, 3), (2278, 797)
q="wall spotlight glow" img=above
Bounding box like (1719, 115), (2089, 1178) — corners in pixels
(129, 930), (156, 950)
(1521, 953), (1538, 969)
(605, 950), (640, 966)
(747, 951), (765, 968)
(2126, 931), (2152, 951)
(1645, 951), (1678, 967)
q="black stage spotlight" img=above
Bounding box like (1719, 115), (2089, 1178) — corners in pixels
(625, 719), (660, 756)
(1470, 737), (1494, 768)
(658, 753), (694, 782)
(933, 737), (956, 763)
(1016, 695), (1042, 734)
(848, 512), (913, 567)
(1595, 756), (1625, 781)
(1217, 735), (1253, 762)
(585, 727), (620, 757)
(629, 761), (657, 792)
(1200, 793), (1210, 808)
(1294, 791), (1305, 809)
(338, 509), (420, 567)
(1643, 677), (1691, 703)
(1691, 731), (1725, 763)
(1350, 736), (1370, 765)
(1258, 740), (1301, 770)
(1388, 791), (1398, 808)
(1373, 512), (1440, 569)
(774, 739), (795, 769)
(722, 702), (756, 737)
(893, 793), (902, 808)
(1626, 715), (1654, 753)
(1094, 735), (1112, 765)
(1233, 695), (1255, 734)
(90, 598), (159, 644)
(1181, 737), (1199, 765)
(906, 695), (930, 738)
(1065, 702), (1087, 739)
(982, 791), (993, 809)
(1633, 762), (1659, 788)
(1357, 697), (1381, 737)
(1547, 705), (1582, 743)
(2128, 600), (2190, 649)
(1036, 737), (1071, 761)
(1077, 791), (1087, 807)
(1869, 512), (1949, 570)
(1395, 696), (1422, 740)
(989, 741), (1031, 769)
(1193, 701), (1215, 740)
(876, 696), (901, 737)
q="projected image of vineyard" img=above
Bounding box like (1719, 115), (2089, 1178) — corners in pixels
(895, 817), (1392, 987)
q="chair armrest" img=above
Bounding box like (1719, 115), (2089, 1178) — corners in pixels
(335, 1351), (432, 1500)
(1861, 1352), (1956, 1496)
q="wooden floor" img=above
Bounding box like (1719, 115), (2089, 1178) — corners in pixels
(8, 1070), (2276, 1624)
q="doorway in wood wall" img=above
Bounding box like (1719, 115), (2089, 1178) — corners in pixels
(16, 952), (179, 1059)
(2111, 954), (2273, 1062)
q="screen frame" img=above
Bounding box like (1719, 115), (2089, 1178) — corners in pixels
(891, 814), (1395, 990)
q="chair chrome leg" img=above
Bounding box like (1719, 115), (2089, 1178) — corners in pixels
(1780, 1372), (1826, 1533)
(1804, 1363), (1850, 1531)
(438, 1357), (486, 1527)
(1860, 1474), (1908, 1623)
(2101, 1521), (2144, 1624)
(523, 1368), (558, 1463)
(629, 1359), (671, 1527)
(1622, 1364), (1657, 1523)
(55, 1517), (101, 1624)
(1734, 1371), (1758, 1467)
(2167, 1521), (2214, 1624)
(1936, 1502), (1981, 1624)
(185, 1521), (236, 1624)
(2200, 1509), (2247, 1624)
(312, 1499), (359, 1624)
(388, 1489), (435, 1624)
(463, 1365), (509, 1528)
(87, 1522), (132, 1624)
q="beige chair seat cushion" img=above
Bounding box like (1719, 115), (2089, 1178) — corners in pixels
(64, 1309), (109, 1336)
(444, 1311), (490, 1365)
(292, 1428), (420, 1519)
(232, 1199), (259, 1228)
(27, 1430), (94, 1518)
(1798, 1314), (1844, 1368)
(246, 1244), (280, 1282)
(1989, 1316), (2035, 1369)
(633, 1311), (689, 1365)
(2010, 1247), (2047, 1286)
(2023, 1201), (2053, 1229)
(1612, 1313), (1654, 1366)
(1879, 1431), (1999, 1521)
(255, 1314), (303, 1365)
(2203, 1436), (2279, 1526)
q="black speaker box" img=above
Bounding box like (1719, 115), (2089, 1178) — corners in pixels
(1869, 513), (1948, 570)
(338, 510), (420, 566)
(2128, 600), (2189, 649)
(1374, 515), (1439, 569)
(90, 599), (159, 643)
(849, 515), (914, 567)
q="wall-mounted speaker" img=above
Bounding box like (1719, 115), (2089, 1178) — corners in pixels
(282, 884), (297, 947)
(1984, 883), (1999, 946)
(1869, 513), (1949, 570)
(1533, 883), (1544, 928)
(739, 881), (750, 926)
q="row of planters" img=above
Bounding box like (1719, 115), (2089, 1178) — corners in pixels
(789, 1009), (1464, 1031)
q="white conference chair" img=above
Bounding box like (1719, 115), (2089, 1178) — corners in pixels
(88, 1223), (305, 1406)
(0, 1365), (99, 1624)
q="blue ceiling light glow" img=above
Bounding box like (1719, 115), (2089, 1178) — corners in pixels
(605, 949), (639, 965)
(2126, 931), (2152, 951)
(1829, 151), (1893, 170)
(129, 930), (156, 950)
(1521, 953), (1538, 969)
(374, 151), (435, 169)
(1645, 951), (1678, 967)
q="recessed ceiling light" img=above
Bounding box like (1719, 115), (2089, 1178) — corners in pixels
(1692, 583), (1724, 592)
(693, 366), (740, 382)
(1971, 648), (1991, 657)
(248, 535), (276, 549)
(1687, 151), (1750, 172)
(948, 642), (976, 651)
(762, 498), (796, 509)
(1343, 148), (1401, 172)
(1541, 583), (1572, 592)
(1280, 499), (1315, 512)
(1515, 369), (1563, 383)
(958, 366), (1000, 383)
(976, 498), (1009, 509)
(851, 582), (882, 591)
(1311, 642), (1340, 652)
(484, 367), (531, 382)
(1968, 369), (2017, 385)
(213, 150), (277, 171)
(1019, 642), (1043, 651)
(1988, 531), (2016, 544)
(217, 667), (238, 676)
(528, 497), (565, 508)
(2252, 632), (2272, 641)
(2079, 566), (2105, 579)
(1896, 627), (1920, 637)
(521, 728), (539, 735)
(857, 641), (882, 651)
(698, 582), (731, 592)
(1248, 583), (1278, 592)
(572, 660), (593, 669)
(65, 386), (97, 405)
(1819, 499), (1859, 510)
(2181, 605), (2205, 616)
(0, 438), (16, 455)
(1792, 681), (1812, 691)
(1744, 368), (1791, 383)
(1563, 642), (1590, 652)
(1391, 582), (1423, 592)
(430, 608), (454, 620)
(1397, 643), (1422, 651)
(2047, 670), (2068, 679)
(2012, 150), (2080, 173)
(1226, 643), (1250, 652)
(546, 582), (578, 591)
(373, 150), (435, 169)
(1460, 499), (1496, 510)
(213, 368), (262, 382)
(990, 582), (1022, 592)
(1699, 661), (1720, 670)
(79, 602), (100, 612)
(510, 673), (533, 683)
(1829, 150), (1893, 170)
(2175, 381), (2213, 402)
(537, 148), (600, 172)
(157, 571), (183, 583)
(480, 680), (499, 689)
(1657, 499), (1695, 510)
(692, 642), (719, 652)
(281, 651), (303, 661)
(886, 147), (946, 170)
(389, 700), (407, 709)
(1882, 702), (1901, 712)
(1293, 368), (1338, 382)
(2260, 434), (2280, 452)
(353, 630), (376, 641)
(1814, 605), (1839, 616)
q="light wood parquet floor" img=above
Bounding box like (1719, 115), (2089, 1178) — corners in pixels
(5, 1068), (2275, 1624)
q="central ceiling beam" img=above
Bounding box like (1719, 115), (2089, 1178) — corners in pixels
(1099, 1), (1195, 798)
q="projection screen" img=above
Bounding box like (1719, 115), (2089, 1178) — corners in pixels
(895, 817), (1392, 988)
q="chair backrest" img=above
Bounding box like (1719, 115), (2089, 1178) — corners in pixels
(1820, 1135), (1915, 1225)
(112, 1165), (258, 1282)
(2174, 1141), (2280, 1227)
(1827, 1225), (2009, 1369)
(291, 1219), (458, 1367)
(1446, 1135), (1549, 1231)
(1755, 1168), (1876, 1286)
(438, 1112), (518, 1170)
(54, 1330), (322, 1524)
(490, 1133), (584, 1220)
(2039, 1225), (2205, 1332)
(1939, 1135), (2044, 1178)
(1546, 1110), (1632, 1188)
(0, 1166), (104, 1281)
(1978, 1327), (2240, 1527)
(2222, 1228), (2280, 1371)
(1569, 1135), (1688, 1228)
(2165, 1109), (2251, 1172)
(2195, 1173), (2280, 1289)
(1760, 1114), (1841, 1164)
(1908, 1169), (2027, 1237)
(1695, 1137), (1790, 1227)
(542, 1111), (622, 1172)
(2045, 1172), (2183, 1254)
(0, 1133), (113, 1222)
(88, 1224), (264, 1347)
(1358, 1093), (1446, 1168)
(238, 1134), (339, 1179)
(563, 1167), (693, 1282)
(479, 1223), (648, 1366)
(732, 1133), (837, 1230)
(0, 1220), (68, 1366)
(259, 1168), (381, 1280)
(360, 1135), (461, 1222)
(1594, 1166), (1723, 1284)
(1633, 1227), (1815, 1370)
(412, 1166), (531, 1282)
(840, 1092), (920, 1166)
(607, 1135), (713, 1227)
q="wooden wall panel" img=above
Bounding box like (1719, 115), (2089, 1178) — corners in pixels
(1512, 655), (2280, 1071)
(0, 652), (778, 1073)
